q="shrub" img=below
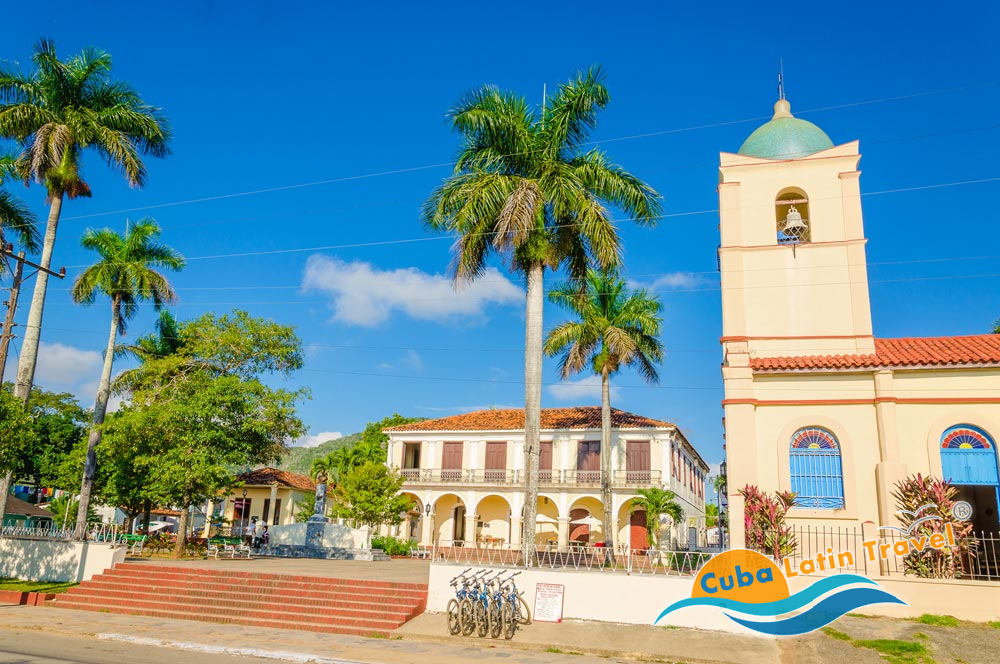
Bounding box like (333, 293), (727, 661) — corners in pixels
(739, 485), (797, 563)
(371, 535), (413, 556)
(891, 474), (974, 579)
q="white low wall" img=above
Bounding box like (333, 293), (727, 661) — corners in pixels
(268, 522), (370, 549)
(428, 562), (766, 636)
(0, 538), (126, 582)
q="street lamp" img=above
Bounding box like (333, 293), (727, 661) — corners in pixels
(425, 503), (432, 517)
(718, 460), (727, 549)
(241, 489), (248, 536)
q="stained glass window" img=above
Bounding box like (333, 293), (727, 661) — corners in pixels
(941, 425), (992, 449)
(790, 427), (845, 509)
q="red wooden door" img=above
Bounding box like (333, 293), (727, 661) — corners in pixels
(626, 441), (651, 483)
(485, 441), (507, 481)
(539, 441), (553, 482)
(576, 441), (600, 483)
(629, 510), (649, 550)
(441, 441), (463, 481)
(569, 508), (589, 543)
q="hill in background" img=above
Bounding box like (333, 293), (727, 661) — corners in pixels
(279, 432), (362, 475)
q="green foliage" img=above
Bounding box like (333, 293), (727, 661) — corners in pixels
(43, 495), (98, 528)
(988, 621), (1000, 630)
(0, 388), (33, 476)
(0, 151), (38, 255)
(544, 270), (664, 383)
(739, 485), (797, 562)
(304, 414), (423, 483)
(915, 614), (960, 627)
(279, 432), (361, 475)
(21, 387), (87, 490)
(360, 413), (424, 457)
(892, 474), (974, 579)
(631, 487), (683, 548)
(371, 535), (414, 556)
(294, 494), (316, 523)
(422, 66), (662, 281)
(705, 503), (719, 528)
(333, 462), (413, 527)
(0, 578), (76, 594)
(0, 38), (170, 197)
(822, 628), (933, 664)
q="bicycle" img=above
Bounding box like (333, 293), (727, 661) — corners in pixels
(473, 570), (503, 638)
(458, 569), (487, 636)
(446, 568), (473, 635)
(500, 571), (531, 639)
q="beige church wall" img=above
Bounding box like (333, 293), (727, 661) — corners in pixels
(894, 403), (1000, 478)
(751, 373), (875, 401)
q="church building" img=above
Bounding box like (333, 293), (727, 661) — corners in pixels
(718, 94), (1000, 547)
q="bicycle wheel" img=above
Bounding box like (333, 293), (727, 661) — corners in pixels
(489, 600), (503, 639)
(459, 598), (476, 636)
(447, 599), (462, 635)
(502, 603), (517, 640)
(474, 600), (489, 638)
(516, 593), (532, 625)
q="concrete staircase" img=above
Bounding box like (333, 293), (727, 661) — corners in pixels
(51, 562), (427, 637)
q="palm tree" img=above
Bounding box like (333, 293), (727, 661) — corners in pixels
(632, 487), (683, 549)
(71, 219), (183, 529)
(0, 151), (39, 257)
(0, 38), (170, 406)
(423, 67), (662, 555)
(112, 309), (182, 393)
(544, 270), (664, 551)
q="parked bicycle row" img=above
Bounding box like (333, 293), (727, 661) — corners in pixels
(447, 568), (532, 640)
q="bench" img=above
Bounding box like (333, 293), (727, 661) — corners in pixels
(120, 534), (146, 556)
(207, 538), (251, 559)
(410, 546), (431, 559)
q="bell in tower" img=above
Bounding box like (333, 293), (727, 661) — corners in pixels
(781, 205), (807, 241)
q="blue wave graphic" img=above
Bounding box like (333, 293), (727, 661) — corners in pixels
(723, 587), (906, 635)
(653, 574), (876, 624)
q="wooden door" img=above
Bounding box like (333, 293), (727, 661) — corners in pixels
(441, 441), (463, 481)
(539, 441), (553, 482)
(569, 508), (590, 543)
(485, 441), (507, 481)
(626, 441), (651, 483)
(629, 510), (649, 550)
(576, 441), (600, 483)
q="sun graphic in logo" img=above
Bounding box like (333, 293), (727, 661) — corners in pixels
(691, 549), (788, 604)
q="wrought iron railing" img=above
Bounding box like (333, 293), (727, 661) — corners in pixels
(397, 468), (663, 487)
(0, 522), (122, 542)
(431, 540), (712, 576)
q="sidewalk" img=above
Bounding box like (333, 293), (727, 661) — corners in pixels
(0, 603), (778, 664)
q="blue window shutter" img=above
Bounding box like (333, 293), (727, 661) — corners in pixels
(789, 427), (845, 509)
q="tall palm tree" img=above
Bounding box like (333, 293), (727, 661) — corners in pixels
(632, 487), (683, 549)
(71, 219), (183, 529)
(0, 151), (39, 257)
(112, 309), (182, 393)
(544, 270), (664, 550)
(423, 67), (662, 555)
(0, 38), (170, 406)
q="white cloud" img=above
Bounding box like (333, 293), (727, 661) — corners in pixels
(378, 350), (424, 372)
(34, 342), (102, 387)
(631, 272), (710, 291)
(547, 375), (621, 402)
(302, 256), (523, 327)
(294, 431), (344, 448)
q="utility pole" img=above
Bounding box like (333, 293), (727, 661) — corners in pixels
(0, 244), (66, 525)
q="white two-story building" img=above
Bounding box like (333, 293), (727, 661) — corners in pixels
(384, 407), (709, 550)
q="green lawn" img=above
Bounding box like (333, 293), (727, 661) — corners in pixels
(0, 578), (77, 594)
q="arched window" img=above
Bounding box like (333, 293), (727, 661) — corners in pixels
(776, 188), (810, 244)
(789, 427), (845, 509)
(941, 424), (998, 486)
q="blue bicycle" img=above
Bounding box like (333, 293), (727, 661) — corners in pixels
(446, 568), (473, 635)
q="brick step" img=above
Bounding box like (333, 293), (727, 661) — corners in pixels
(82, 576), (426, 603)
(53, 594), (406, 627)
(99, 570), (427, 598)
(65, 585), (420, 613)
(48, 601), (395, 638)
(112, 564), (427, 591)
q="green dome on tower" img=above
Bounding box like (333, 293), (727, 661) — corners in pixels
(738, 98), (834, 160)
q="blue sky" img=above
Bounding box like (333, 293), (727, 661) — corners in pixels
(3, 2), (998, 475)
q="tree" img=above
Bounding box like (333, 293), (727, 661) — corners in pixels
(0, 150), (39, 257)
(102, 310), (307, 556)
(544, 270), (664, 550)
(0, 388), (33, 480)
(631, 487), (683, 549)
(992, 318), (999, 334)
(705, 503), (719, 528)
(19, 386), (87, 492)
(333, 461), (413, 528)
(71, 219), (184, 530)
(423, 67), (662, 555)
(0, 39), (170, 406)
(113, 309), (182, 393)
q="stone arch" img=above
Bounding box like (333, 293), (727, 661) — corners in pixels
(471, 494), (513, 546)
(775, 186), (810, 243)
(432, 493), (466, 545)
(568, 495), (605, 544)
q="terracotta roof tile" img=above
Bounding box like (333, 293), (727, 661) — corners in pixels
(6, 496), (53, 519)
(750, 335), (1000, 372)
(385, 407), (674, 432)
(236, 467), (316, 492)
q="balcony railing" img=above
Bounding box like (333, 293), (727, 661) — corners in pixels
(397, 468), (662, 487)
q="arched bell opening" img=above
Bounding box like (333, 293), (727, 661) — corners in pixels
(776, 188), (810, 244)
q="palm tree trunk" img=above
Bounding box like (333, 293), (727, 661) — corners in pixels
(0, 192), (64, 526)
(600, 366), (614, 559)
(520, 260), (544, 563)
(75, 299), (120, 535)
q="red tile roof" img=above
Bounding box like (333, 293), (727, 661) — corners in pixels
(384, 407), (674, 432)
(7, 496), (53, 519)
(236, 467), (316, 492)
(750, 335), (1000, 372)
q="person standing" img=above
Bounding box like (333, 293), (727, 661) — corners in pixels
(245, 517), (257, 547)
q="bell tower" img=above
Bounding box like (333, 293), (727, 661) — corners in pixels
(718, 97), (874, 358)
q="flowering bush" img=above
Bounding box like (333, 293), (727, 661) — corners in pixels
(891, 474), (974, 579)
(739, 485), (798, 563)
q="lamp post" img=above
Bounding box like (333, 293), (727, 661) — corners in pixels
(425, 502), (433, 546)
(719, 460), (727, 549)
(241, 489), (248, 536)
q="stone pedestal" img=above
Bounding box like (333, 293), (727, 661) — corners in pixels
(262, 521), (388, 561)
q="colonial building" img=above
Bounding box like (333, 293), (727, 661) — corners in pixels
(384, 407), (709, 550)
(719, 95), (1000, 545)
(208, 468), (316, 537)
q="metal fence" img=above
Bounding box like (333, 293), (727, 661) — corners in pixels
(753, 525), (1000, 581)
(429, 540), (713, 576)
(397, 468), (663, 487)
(0, 522), (122, 542)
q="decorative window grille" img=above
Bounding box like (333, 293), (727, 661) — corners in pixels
(789, 427), (845, 509)
(941, 424), (998, 486)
